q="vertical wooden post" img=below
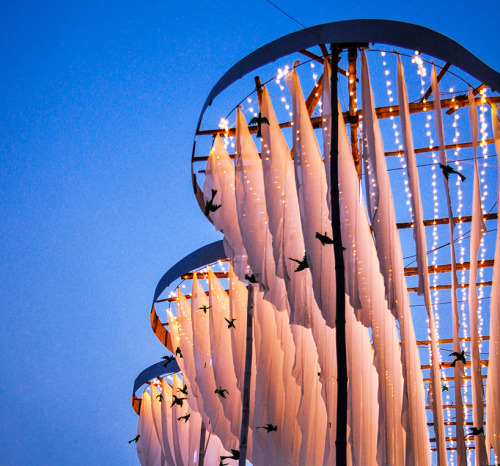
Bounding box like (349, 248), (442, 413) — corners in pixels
(347, 47), (360, 176)
(330, 44), (348, 466)
(198, 422), (206, 466)
(238, 285), (254, 465)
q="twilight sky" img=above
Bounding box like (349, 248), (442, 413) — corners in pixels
(1, 1), (499, 464)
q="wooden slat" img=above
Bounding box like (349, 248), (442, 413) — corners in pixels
(446, 84), (488, 115)
(407, 280), (493, 292)
(420, 63), (451, 103)
(305, 79), (323, 116)
(404, 259), (494, 276)
(416, 335), (490, 346)
(384, 137), (495, 157)
(421, 360), (489, 370)
(396, 212), (497, 229)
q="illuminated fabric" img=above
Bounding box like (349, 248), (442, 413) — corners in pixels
(137, 390), (162, 466)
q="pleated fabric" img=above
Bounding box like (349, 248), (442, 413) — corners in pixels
(203, 134), (249, 281)
(137, 390), (162, 466)
(467, 89), (489, 466)
(486, 103), (500, 460)
(208, 268), (242, 439)
(285, 65), (336, 328)
(171, 374), (191, 465)
(361, 49), (446, 464)
(160, 378), (177, 465)
(190, 274), (237, 450)
(259, 83), (338, 463)
(234, 108), (288, 312)
(150, 384), (167, 466)
(431, 65), (467, 465)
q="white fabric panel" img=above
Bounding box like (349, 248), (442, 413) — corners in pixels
(431, 65), (466, 464)
(234, 108), (288, 312)
(151, 384), (167, 466)
(259, 86), (316, 327)
(467, 89), (489, 466)
(259, 82), (337, 463)
(190, 274), (237, 450)
(138, 390), (162, 466)
(208, 268), (242, 439)
(186, 408), (202, 466)
(362, 50), (446, 464)
(171, 374), (191, 466)
(160, 378), (177, 466)
(285, 66), (336, 328)
(203, 134), (249, 281)
(486, 103), (500, 459)
(170, 294), (201, 416)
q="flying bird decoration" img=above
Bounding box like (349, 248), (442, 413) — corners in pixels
(441, 384), (449, 392)
(450, 350), (466, 367)
(469, 426), (484, 436)
(215, 387), (229, 398)
(177, 413), (191, 423)
(205, 189), (222, 216)
(170, 395), (187, 408)
(178, 384), (188, 395)
(245, 273), (257, 283)
(220, 450), (240, 461)
(440, 163), (466, 182)
(257, 424), (278, 432)
(199, 304), (211, 314)
(175, 347), (183, 358)
(162, 355), (176, 367)
(315, 231), (334, 245)
(128, 434), (140, 444)
(224, 317), (236, 329)
(248, 112), (269, 138)
(156, 393), (163, 402)
(219, 461), (228, 466)
(289, 253), (309, 272)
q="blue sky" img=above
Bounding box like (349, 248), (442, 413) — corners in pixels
(1, 1), (499, 464)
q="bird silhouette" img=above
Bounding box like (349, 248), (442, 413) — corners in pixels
(178, 384), (188, 395)
(220, 449), (240, 461)
(177, 413), (191, 423)
(162, 355), (176, 367)
(224, 317), (236, 329)
(289, 253), (309, 272)
(219, 461), (228, 466)
(440, 164), (466, 182)
(156, 393), (163, 402)
(199, 304), (211, 313)
(128, 434), (140, 444)
(245, 273), (257, 283)
(175, 347), (183, 358)
(441, 384), (449, 392)
(450, 350), (466, 367)
(257, 423), (278, 432)
(248, 113), (270, 138)
(205, 189), (222, 216)
(315, 231), (334, 245)
(469, 426), (484, 436)
(170, 395), (187, 408)
(215, 387), (229, 398)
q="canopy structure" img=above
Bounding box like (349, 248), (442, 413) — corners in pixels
(132, 20), (500, 465)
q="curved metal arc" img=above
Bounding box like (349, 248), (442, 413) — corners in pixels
(195, 19), (500, 135)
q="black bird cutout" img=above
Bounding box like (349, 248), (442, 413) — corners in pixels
(219, 461), (228, 466)
(249, 112), (270, 138)
(441, 384), (448, 392)
(440, 163), (466, 182)
(469, 426), (484, 436)
(245, 273), (257, 283)
(257, 424), (278, 432)
(178, 384), (188, 395)
(199, 304), (211, 314)
(162, 355), (176, 367)
(175, 347), (183, 358)
(315, 231), (334, 245)
(289, 253), (309, 272)
(220, 449), (240, 461)
(156, 393), (163, 402)
(225, 317), (236, 329)
(128, 434), (140, 444)
(205, 189), (222, 216)
(215, 387), (229, 398)
(177, 413), (191, 423)
(170, 395), (187, 408)
(450, 350), (466, 367)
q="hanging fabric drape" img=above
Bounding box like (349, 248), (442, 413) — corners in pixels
(171, 374), (191, 466)
(486, 103), (500, 460)
(137, 390), (162, 466)
(159, 377), (177, 466)
(430, 65), (467, 465)
(150, 384), (167, 466)
(285, 64), (337, 329)
(467, 89), (489, 466)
